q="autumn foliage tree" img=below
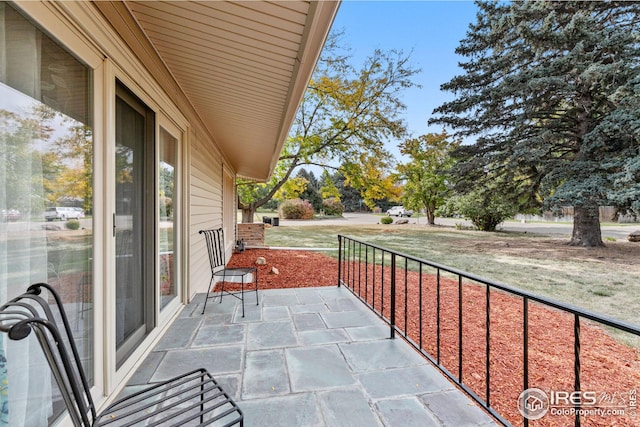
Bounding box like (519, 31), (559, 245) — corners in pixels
(397, 132), (460, 225)
(1, 105), (91, 215)
(52, 118), (93, 212)
(320, 169), (341, 201)
(238, 33), (419, 222)
(430, 1), (640, 246)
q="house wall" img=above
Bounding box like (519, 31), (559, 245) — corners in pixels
(189, 129), (226, 296)
(8, 1), (238, 423)
(223, 165), (238, 251)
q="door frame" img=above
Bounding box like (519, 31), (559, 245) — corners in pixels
(104, 62), (190, 396)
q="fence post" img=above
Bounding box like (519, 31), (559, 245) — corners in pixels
(390, 253), (396, 339)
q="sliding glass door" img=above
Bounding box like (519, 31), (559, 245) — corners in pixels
(0, 4), (93, 424)
(115, 83), (154, 367)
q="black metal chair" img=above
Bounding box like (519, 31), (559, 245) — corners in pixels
(199, 228), (258, 317)
(0, 283), (243, 426)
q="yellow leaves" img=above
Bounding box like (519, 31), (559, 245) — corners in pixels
(399, 131), (460, 163)
(343, 154), (399, 209)
(310, 76), (342, 95)
(58, 168), (90, 199)
(274, 177), (308, 201)
(320, 171), (341, 201)
(117, 169), (132, 184)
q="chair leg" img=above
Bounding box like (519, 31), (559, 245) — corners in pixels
(240, 277), (245, 318)
(219, 273), (226, 304)
(255, 270), (259, 306)
(201, 276), (215, 314)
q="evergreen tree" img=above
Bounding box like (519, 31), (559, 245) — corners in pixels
(296, 169), (322, 212)
(334, 172), (365, 212)
(431, 1), (640, 246)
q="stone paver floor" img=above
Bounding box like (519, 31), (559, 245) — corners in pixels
(123, 286), (498, 426)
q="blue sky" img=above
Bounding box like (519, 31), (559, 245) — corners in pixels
(331, 1), (479, 158)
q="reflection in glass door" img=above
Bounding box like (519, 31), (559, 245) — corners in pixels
(0, 5), (94, 422)
(159, 127), (177, 310)
(115, 83), (154, 366)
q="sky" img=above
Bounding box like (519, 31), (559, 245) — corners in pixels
(330, 0), (479, 159)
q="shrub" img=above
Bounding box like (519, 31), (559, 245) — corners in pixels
(435, 197), (459, 218)
(456, 191), (516, 231)
(380, 216), (393, 225)
(279, 198), (315, 220)
(66, 219), (80, 230)
(160, 196), (173, 218)
(322, 198), (344, 216)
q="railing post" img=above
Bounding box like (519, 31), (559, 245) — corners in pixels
(436, 268), (441, 364)
(458, 275), (463, 381)
(337, 235), (342, 287)
(390, 253), (396, 339)
(372, 247), (376, 309)
(365, 245), (369, 301)
(523, 297), (529, 427)
(357, 242), (362, 295)
(404, 258), (408, 339)
(486, 285), (491, 408)
(574, 313), (581, 427)
(381, 251), (385, 316)
(419, 263), (423, 349)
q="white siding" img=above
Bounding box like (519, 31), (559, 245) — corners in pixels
(188, 128), (226, 296)
(223, 166), (237, 251)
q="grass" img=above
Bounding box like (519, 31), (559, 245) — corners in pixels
(264, 224), (640, 331)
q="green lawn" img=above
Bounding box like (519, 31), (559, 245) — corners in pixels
(264, 224), (640, 337)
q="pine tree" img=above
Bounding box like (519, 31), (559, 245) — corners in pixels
(431, 1), (640, 246)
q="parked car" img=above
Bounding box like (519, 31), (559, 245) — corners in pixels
(1, 209), (20, 222)
(386, 206), (413, 217)
(72, 207), (85, 218)
(44, 207), (82, 221)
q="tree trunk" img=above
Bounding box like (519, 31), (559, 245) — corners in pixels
(425, 207), (436, 225)
(569, 205), (604, 247)
(241, 206), (256, 224)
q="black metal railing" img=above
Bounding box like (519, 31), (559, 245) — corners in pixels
(337, 234), (640, 427)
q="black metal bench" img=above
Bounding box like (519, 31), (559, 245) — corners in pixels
(0, 283), (243, 426)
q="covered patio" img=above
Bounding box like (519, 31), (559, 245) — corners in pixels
(123, 287), (497, 426)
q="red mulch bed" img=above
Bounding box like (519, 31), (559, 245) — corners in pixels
(226, 249), (640, 427)
(225, 248), (339, 289)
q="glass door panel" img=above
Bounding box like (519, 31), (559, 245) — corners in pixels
(159, 127), (177, 310)
(115, 84), (154, 366)
(0, 4), (94, 424)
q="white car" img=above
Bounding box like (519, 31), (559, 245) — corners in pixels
(44, 207), (82, 221)
(386, 206), (413, 217)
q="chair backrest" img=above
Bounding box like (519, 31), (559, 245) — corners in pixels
(0, 283), (97, 426)
(199, 228), (227, 271)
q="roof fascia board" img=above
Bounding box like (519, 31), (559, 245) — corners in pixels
(265, 0), (341, 180)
